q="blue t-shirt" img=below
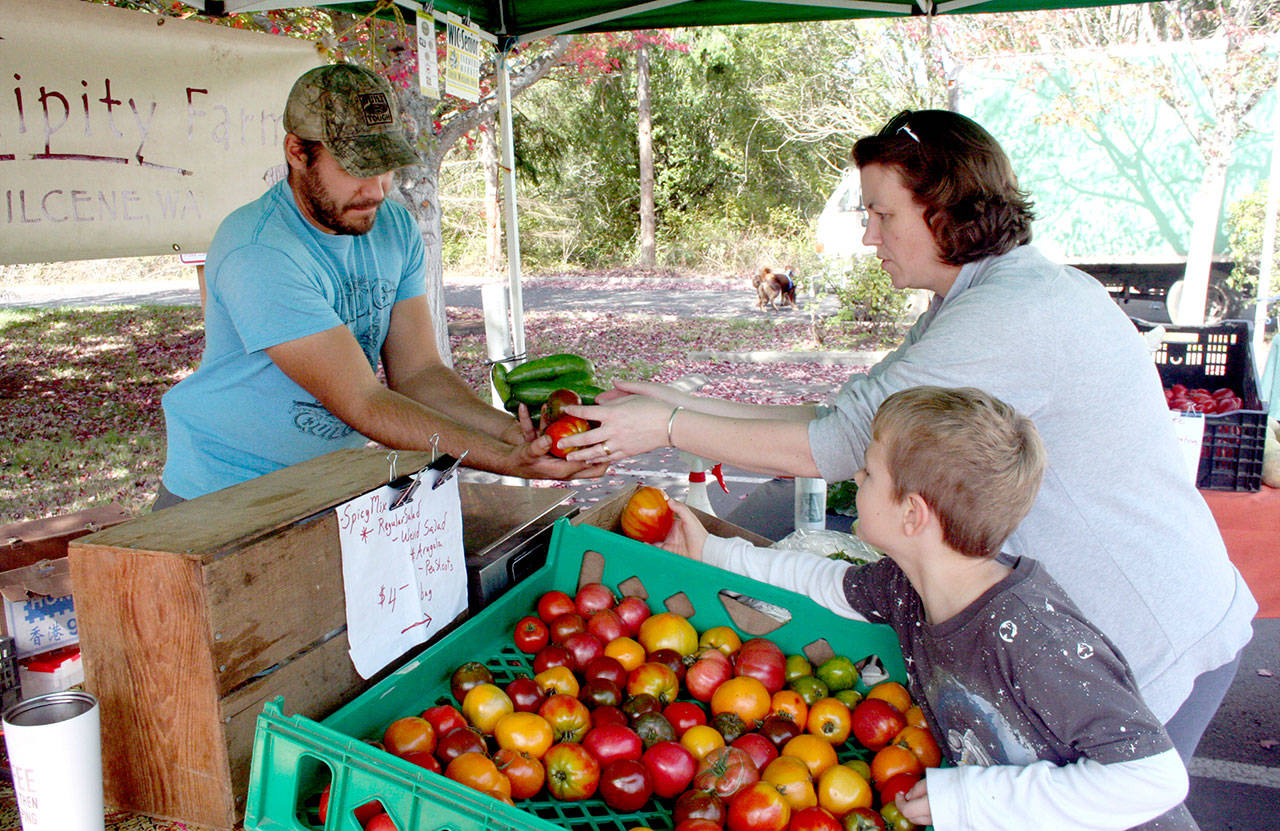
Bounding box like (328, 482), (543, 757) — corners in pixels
(161, 180), (426, 499)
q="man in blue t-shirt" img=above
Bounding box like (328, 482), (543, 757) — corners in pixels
(158, 64), (602, 506)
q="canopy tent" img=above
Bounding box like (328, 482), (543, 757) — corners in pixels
(188, 0), (1147, 45)
(178, 0), (1162, 358)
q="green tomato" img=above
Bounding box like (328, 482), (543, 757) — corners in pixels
(816, 655), (858, 692)
(880, 802), (918, 831)
(784, 654), (813, 683)
(788, 674), (829, 706)
(834, 688), (864, 709)
(842, 758), (872, 782)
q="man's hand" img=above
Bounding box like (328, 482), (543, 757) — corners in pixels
(659, 500), (709, 562)
(499, 403), (538, 445)
(506, 433), (609, 480)
(897, 778), (931, 826)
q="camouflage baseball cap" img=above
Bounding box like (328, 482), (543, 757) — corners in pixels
(284, 64), (420, 177)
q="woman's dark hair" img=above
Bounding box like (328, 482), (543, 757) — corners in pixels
(852, 110), (1035, 265)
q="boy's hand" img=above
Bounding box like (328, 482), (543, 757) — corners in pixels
(897, 779), (931, 826)
(659, 499), (709, 561)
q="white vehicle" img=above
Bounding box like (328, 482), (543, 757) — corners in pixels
(815, 168), (875, 260)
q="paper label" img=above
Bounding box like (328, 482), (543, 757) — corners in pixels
(1170, 411), (1205, 485)
(338, 468), (467, 678)
(3, 594), (77, 658)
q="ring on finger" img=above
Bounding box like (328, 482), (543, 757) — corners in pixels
(601, 442), (611, 456)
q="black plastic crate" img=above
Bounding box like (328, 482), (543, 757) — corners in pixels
(1134, 318), (1269, 491)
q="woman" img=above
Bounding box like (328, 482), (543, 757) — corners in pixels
(564, 110), (1256, 760)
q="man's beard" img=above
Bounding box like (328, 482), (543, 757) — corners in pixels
(297, 165), (380, 235)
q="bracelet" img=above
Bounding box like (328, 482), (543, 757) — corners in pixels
(666, 406), (684, 447)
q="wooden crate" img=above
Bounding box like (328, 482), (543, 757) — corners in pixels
(67, 449), (568, 830)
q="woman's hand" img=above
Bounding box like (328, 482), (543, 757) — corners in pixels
(558, 394), (681, 464)
(658, 499), (709, 562)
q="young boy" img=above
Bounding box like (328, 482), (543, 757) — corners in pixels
(662, 386), (1195, 831)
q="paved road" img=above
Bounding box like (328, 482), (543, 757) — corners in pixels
(5, 276), (1277, 827)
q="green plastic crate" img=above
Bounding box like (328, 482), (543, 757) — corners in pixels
(244, 518), (908, 831)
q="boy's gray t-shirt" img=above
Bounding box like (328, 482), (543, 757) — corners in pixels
(809, 244), (1256, 721)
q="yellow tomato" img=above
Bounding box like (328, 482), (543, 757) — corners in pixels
(781, 734), (838, 779)
(710, 676), (771, 729)
(680, 724), (726, 761)
(806, 698), (853, 744)
(534, 665), (580, 698)
(638, 612), (699, 657)
(461, 683), (513, 734)
(698, 625), (743, 657)
(816, 762), (873, 816)
(493, 711), (554, 758)
(604, 636), (646, 671)
(761, 755), (818, 811)
(866, 681), (912, 714)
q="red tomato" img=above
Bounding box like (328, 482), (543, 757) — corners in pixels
(582, 723), (645, 765)
(513, 615), (550, 654)
(537, 590), (576, 622)
(641, 740), (698, 799)
(598, 758), (654, 812)
(543, 742), (601, 801)
(587, 608), (627, 643)
(731, 732), (779, 772)
(614, 595), (652, 635)
(421, 704), (467, 737)
(851, 699), (906, 752)
(790, 806), (842, 831)
(674, 788), (728, 827)
(365, 813), (400, 831)
(493, 747), (545, 800)
(734, 638), (787, 694)
(664, 700), (710, 737)
(620, 486), (675, 542)
(435, 726), (487, 765)
(548, 612), (588, 645)
(876, 772), (921, 804)
(504, 676), (547, 713)
(382, 716), (436, 757)
(575, 582), (617, 615)
(545, 415), (591, 458)
(727, 781), (791, 831)
(844, 807), (888, 831)
(450, 661), (494, 704)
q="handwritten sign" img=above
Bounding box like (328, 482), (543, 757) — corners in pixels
(444, 13), (483, 103)
(0, 0), (320, 265)
(338, 468), (467, 678)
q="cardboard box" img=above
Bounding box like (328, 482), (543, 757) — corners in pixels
(68, 450), (577, 830)
(0, 505), (131, 656)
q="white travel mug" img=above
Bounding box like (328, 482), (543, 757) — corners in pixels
(794, 477), (828, 532)
(3, 691), (104, 831)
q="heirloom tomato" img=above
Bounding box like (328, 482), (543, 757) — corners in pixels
(400, 751), (441, 774)
(614, 595), (652, 635)
(513, 615), (550, 654)
(677, 820), (723, 831)
(598, 758), (654, 812)
(562, 631), (606, 671)
(807, 698), (853, 744)
(446, 751), (511, 797)
(816, 763), (872, 815)
(317, 786), (382, 826)
(543, 742), (601, 801)
(648, 648), (688, 684)
(450, 661), (494, 704)
(632, 711), (678, 748)
(537, 589), (575, 621)
(382, 716), (436, 757)
(674, 789), (728, 827)
(641, 740), (698, 799)
(639, 612), (698, 657)
(582, 723), (645, 765)
(627, 661), (681, 704)
(685, 647), (733, 703)
(879, 802), (918, 831)
(692, 746), (760, 800)
(620, 486), (674, 542)
(539, 694), (592, 744)
(761, 755), (817, 811)
(493, 711), (554, 758)
(876, 773), (920, 805)
(580, 677), (623, 709)
(865, 682), (911, 714)
(591, 706), (629, 729)
(583, 655), (629, 687)
(781, 734), (838, 779)
(731, 732), (779, 772)
(575, 582), (617, 615)
(734, 638), (786, 694)
(421, 704), (466, 737)
(364, 813), (400, 831)
(462, 684), (514, 734)
(844, 807), (887, 831)
(710, 676), (771, 729)
(680, 724), (726, 761)
(851, 700), (906, 752)
(505, 676), (547, 713)
(435, 726), (486, 765)
(791, 806), (843, 831)
(532, 644), (574, 675)
(891, 726), (941, 769)
(757, 714), (803, 749)
(493, 747), (545, 800)
(663, 700), (709, 737)
(604, 636), (646, 672)
(545, 415), (592, 458)
(815, 656), (857, 693)
(699, 625), (743, 656)
(548, 612), (588, 645)
(727, 781), (791, 831)
(587, 608), (627, 643)
(769, 689), (808, 726)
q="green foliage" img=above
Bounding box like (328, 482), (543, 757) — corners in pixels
(1226, 183), (1280, 299)
(825, 255), (910, 323)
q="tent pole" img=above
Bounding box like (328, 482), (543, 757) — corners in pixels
(1254, 64), (1280, 368)
(496, 49), (527, 359)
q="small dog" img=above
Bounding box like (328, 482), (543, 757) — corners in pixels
(753, 266), (797, 310)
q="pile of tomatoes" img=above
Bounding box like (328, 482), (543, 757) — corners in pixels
(1164, 384), (1244, 415)
(323, 583), (941, 831)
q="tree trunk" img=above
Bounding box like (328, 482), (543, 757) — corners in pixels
(481, 121), (502, 280)
(636, 41), (657, 268)
(1174, 160), (1227, 325)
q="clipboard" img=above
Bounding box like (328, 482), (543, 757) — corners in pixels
(337, 445), (469, 679)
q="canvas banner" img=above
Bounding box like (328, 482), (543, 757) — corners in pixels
(0, 0), (321, 265)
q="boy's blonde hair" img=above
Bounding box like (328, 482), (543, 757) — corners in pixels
(871, 386), (1046, 558)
